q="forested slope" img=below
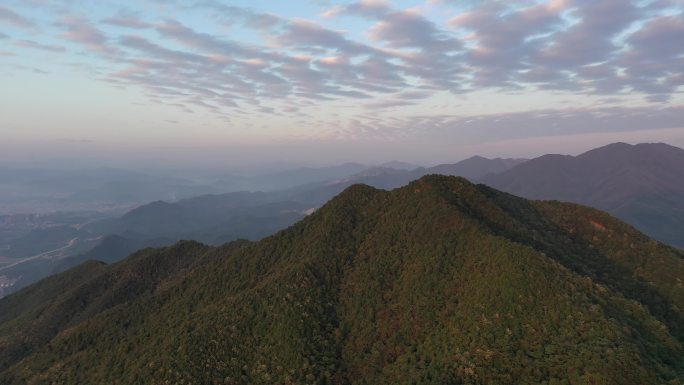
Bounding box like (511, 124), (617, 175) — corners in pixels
(1, 175), (682, 384)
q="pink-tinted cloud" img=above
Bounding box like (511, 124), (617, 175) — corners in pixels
(323, 0), (392, 18)
(102, 15), (151, 29)
(59, 16), (115, 54)
(0, 6), (33, 29)
(369, 8), (460, 51)
(19, 0), (681, 133)
(16, 39), (65, 52)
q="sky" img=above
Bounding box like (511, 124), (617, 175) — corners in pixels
(1, 0), (684, 167)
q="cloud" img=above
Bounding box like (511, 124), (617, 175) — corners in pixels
(536, 0), (640, 67)
(153, 19), (264, 59)
(58, 138), (95, 143)
(190, 2), (284, 30)
(335, 104), (684, 144)
(59, 15), (115, 54)
(119, 34), (206, 63)
(102, 15), (151, 29)
(619, 14), (684, 101)
(369, 8), (461, 51)
(442, 0), (684, 100)
(0, 6), (33, 29)
(93, 16), (414, 114)
(323, 0), (392, 18)
(449, 1), (568, 87)
(13, 0), (681, 134)
(628, 15), (684, 60)
(328, 3), (467, 91)
(364, 99), (419, 109)
(272, 19), (375, 56)
(16, 39), (65, 52)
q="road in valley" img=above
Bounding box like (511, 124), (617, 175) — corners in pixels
(0, 237), (78, 273)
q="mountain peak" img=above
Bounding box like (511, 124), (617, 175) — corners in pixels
(461, 155), (489, 161)
(407, 173), (478, 194)
(582, 141), (683, 156)
(596, 141), (632, 149)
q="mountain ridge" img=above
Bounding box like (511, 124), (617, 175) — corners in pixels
(0, 175), (682, 384)
(483, 142), (684, 248)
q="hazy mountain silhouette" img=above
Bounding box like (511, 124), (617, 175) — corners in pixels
(213, 163), (368, 191)
(330, 155), (527, 189)
(427, 156), (527, 180)
(483, 142), (684, 247)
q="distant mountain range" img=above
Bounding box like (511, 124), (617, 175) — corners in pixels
(0, 166), (223, 215)
(3, 143), (684, 299)
(0, 155), (524, 297)
(0, 195), (311, 297)
(330, 155), (527, 189)
(483, 142), (684, 248)
(1, 176), (682, 383)
(212, 162), (369, 191)
(426, 156), (527, 180)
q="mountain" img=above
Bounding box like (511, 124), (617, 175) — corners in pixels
(483, 142), (684, 248)
(427, 156), (527, 180)
(89, 194), (311, 243)
(0, 191), (312, 298)
(1, 175), (682, 384)
(0, 155), (526, 297)
(213, 163), (368, 191)
(53, 234), (173, 271)
(1, 225), (83, 258)
(0, 166), (221, 214)
(376, 161), (422, 170)
(333, 156), (527, 189)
